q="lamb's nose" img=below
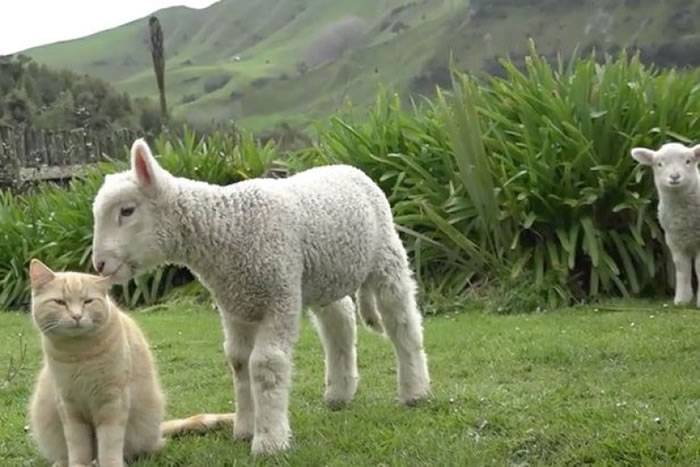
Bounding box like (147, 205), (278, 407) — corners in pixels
(671, 173), (681, 182)
(95, 261), (105, 274)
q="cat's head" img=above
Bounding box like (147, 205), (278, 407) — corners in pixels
(29, 259), (113, 338)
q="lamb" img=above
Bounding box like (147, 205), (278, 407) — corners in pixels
(91, 139), (431, 455)
(631, 142), (700, 306)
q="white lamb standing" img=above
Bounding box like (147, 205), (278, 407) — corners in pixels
(631, 142), (700, 306)
(91, 139), (430, 455)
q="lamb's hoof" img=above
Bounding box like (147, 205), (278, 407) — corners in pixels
(324, 385), (356, 410)
(251, 433), (291, 455)
(233, 427), (253, 442)
(233, 414), (254, 441)
(325, 397), (350, 411)
(674, 291), (693, 306)
(399, 386), (431, 407)
(401, 395), (430, 407)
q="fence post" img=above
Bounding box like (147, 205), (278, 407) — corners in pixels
(0, 127), (20, 187)
(0, 126), (139, 185)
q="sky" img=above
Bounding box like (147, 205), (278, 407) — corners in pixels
(0, 0), (219, 55)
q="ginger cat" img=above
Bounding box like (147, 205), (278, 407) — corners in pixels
(28, 259), (233, 467)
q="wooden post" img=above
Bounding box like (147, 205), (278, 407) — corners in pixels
(0, 126), (140, 185)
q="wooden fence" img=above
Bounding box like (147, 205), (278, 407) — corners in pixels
(0, 126), (141, 187)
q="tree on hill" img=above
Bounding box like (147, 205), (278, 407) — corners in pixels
(0, 54), (161, 132)
(149, 16), (168, 125)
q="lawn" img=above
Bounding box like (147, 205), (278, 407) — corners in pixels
(1, 299), (700, 466)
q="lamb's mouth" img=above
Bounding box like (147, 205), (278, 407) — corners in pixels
(107, 262), (136, 284)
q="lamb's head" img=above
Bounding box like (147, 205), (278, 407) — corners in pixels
(92, 139), (173, 284)
(631, 143), (700, 193)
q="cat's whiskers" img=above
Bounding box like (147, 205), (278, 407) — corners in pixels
(39, 321), (61, 334)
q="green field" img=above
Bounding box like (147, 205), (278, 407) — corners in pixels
(23, 0), (697, 131)
(2, 299), (700, 465)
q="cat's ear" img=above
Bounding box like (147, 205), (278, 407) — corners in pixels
(94, 275), (113, 290)
(29, 259), (55, 288)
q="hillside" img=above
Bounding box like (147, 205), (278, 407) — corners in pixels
(24, 0), (700, 131)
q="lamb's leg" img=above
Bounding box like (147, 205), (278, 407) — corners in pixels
(671, 249), (693, 305)
(310, 296), (359, 408)
(249, 304), (301, 455)
(694, 255), (700, 308)
(222, 317), (258, 441)
(373, 263), (430, 405)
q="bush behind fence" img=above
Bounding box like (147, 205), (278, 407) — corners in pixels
(1, 46), (700, 311)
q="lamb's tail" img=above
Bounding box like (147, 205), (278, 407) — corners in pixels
(356, 286), (384, 334)
(160, 413), (234, 438)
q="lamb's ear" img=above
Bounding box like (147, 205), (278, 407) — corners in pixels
(29, 259), (55, 288)
(131, 138), (163, 193)
(630, 147), (655, 166)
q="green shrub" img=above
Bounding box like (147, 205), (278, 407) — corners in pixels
(0, 168), (106, 308)
(312, 92), (497, 296)
(313, 43), (700, 308)
(449, 44), (699, 304)
(0, 128), (282, 310)
(202, 74), (232, 94)
(3, 44), (699, 312)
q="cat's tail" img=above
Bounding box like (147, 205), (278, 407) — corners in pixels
(160, 413), (234, 438)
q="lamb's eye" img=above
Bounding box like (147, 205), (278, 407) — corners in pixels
(84, 299), (94, 305)
(687, 159), (692, 165)
(120, 206), (135, 217)
(657, 162), (663, 167)
(53, 299), (66, 306)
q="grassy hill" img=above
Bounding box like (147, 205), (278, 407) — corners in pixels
(24, 0), (700, 131)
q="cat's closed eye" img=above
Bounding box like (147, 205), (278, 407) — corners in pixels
(53, 299), (66, 306)
(84, 298), (94, 305)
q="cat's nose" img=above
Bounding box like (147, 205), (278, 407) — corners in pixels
(71, 314), (82, 323)
(95, 261), (105, 274)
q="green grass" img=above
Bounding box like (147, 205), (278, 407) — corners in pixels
(2, 299), (700, 465)
(22, 0), (693, 131)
